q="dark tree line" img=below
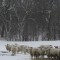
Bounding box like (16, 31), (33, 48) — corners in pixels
(0, 0), (60, 41)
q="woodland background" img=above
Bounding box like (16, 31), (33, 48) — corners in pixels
(0, 0), (60, 41)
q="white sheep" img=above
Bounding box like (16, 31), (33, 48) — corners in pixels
(19, 45), (29, 54)
(23, 45), (30, 54)
(39, 45), (53, 56)
(19, 45), (25, 53)
(11, 45), (18, 56)
(56, 49), (60, 58)
(5, 44), (12, 52)
(46, 48), (60, 58)
(14, 43), (21, 53)
(39, 45), (53, 49)
(29, 47), (41, 58)
(17, 46), (21, 53)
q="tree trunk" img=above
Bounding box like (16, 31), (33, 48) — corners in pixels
(1, 24), (5, 37)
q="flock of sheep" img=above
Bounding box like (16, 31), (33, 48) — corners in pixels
(5, 44), (60, 59)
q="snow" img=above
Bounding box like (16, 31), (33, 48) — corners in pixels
(0, 40), (60, 60)
(0, 56), (30, 60)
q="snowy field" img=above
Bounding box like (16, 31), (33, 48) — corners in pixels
(0, 40), (60, 60)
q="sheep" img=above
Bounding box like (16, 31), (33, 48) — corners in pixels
(19, 45), (25, 53)
(11, 45), (18, 56)
(11, 44), (24, 55)
(14, 43), (21, 53)
(40, 48), (46, 58)
(5, 44), (12, 52)
(5, 43), (21, 56)
(33, 48), (41, 58)
(14, 44), (28, 54)
(26, 46), (33, 54)
(29, 46), (47, 58)
(17, 46), (21, 53)
(23, 45), (30, 54)
(19, 45), (29, 54)
(29, 47), (41, 58)
(56, 49), (60, 59)
(26, 46), (34, 54)
(39, 45), (53, 49)
(46, 48), (60, 58)
(29, 47), (34, 58)
(47, 48), (54, 58)
(21, 45), (27, 54)
(38, 45), (53, 57)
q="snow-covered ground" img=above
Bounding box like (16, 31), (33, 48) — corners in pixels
(0, 40), (60, 60)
